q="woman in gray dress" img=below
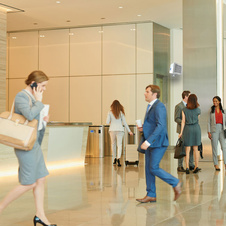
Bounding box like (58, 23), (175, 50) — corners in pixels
(0, 71), (56, 226)
(179, 94), (201, 174)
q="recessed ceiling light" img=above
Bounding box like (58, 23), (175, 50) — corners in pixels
(12, 37), (17, 39)
(69, 33), (74, 36)
(119, 6), (123, 9)
(137, 14), (142, 17)
(99, 31), (104, 33)
(56, 1), (61, 3)
(40, 35), (45, 38)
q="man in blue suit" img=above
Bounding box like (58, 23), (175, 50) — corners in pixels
(136, 85), (182, 203)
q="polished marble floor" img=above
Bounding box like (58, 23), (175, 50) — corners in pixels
(0, 149), (225, 226)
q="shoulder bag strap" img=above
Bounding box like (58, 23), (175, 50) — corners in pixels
(8, 91), (33, 125)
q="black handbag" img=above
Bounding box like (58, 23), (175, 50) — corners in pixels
(174, 138), (186, 159)
(198, 142), (203, 159)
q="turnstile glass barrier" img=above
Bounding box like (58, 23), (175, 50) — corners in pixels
(86, 126), (104, 158)
(104, 125), (136, 156)
(104, 125), (126, 156)
(104, 125), (112, 156)
(86, 125), (137, 158)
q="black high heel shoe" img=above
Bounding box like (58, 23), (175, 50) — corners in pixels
(33, 216), (57, 226)
(113, 158), (117, 165)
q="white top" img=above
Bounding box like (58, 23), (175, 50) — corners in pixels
(106, 111), (131, 133)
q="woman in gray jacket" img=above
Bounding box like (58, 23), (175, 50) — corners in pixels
(208, 96), (226, 171)
(0, 71), (56, 226)
(106, 100), (133, 167)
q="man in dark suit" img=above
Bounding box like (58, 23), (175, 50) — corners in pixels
(174, 91), (195, 172)
(136, 85), (182, 203)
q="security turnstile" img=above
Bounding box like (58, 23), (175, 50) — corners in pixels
(86, 126), (104, 158)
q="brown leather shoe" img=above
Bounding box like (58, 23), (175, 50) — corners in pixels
(177, 167), (186, 172)
(173, 181), (182, 201)
(136, 196), (156, 203)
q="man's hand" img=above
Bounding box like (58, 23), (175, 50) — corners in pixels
(141, 142), (149, 150)
(137, 126), (143, 132)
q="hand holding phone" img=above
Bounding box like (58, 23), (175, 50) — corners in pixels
(30, 82), (38, 90)
(31, 82), (43, 101)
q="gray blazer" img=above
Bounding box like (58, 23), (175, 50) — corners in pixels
(207, 109), (226, 133)
(106, 111), (131, 133)
(14, 90), (44, 121)
(174, 101), (186, 134)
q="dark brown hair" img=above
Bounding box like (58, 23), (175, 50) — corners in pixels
(211, 96), (224, 113)
(25, 70), (49, 85)
(187, 94), (199, 109)
(146, 85), (160, 98)
(111, 100), (125, 119)
(182, 90), (190, 99)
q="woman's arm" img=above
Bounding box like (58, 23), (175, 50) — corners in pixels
(121, 113), (132, 134)
(15, 93), (44, 121)
(106, 112), (111, 124)
(207, 110), (212, 139)
(179, 111), (185, 138)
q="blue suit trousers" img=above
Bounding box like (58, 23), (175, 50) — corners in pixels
(145, 146), (179, 197)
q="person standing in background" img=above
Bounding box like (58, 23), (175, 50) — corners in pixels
(106, 100), (133, 167)
(174, 91), (195, 172)
(207, 96), (226, 171)
(179, 94), (201, 174)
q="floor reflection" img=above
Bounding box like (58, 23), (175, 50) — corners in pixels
(2, 150), (226, 225)
(107, 167), (129, 226)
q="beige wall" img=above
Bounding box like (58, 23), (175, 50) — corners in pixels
(0, 9), (7, 113)
(169, 29), (183, 145)
(7, 22), (154, 125)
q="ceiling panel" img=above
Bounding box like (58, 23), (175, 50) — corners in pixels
(0, 0), (182, 31)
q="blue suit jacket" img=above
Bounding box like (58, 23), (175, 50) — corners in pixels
(143, 99), (169, 148)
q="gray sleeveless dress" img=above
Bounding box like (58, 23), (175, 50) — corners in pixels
(14, 90), (49, 185)
(182, 107), (201, 147)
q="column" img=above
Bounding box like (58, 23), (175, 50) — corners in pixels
(0, 9), (6, 113)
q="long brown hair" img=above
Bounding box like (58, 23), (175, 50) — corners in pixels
(187, 94), (199, 109)
(111, 100), (125, 119)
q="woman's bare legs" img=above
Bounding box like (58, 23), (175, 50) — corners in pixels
(0, 183), (36, 214)
(185, 146), (190, 169)
(33, 177), (51, 225)
(0, 177), (51, 224)
(193, 146), (199, 169)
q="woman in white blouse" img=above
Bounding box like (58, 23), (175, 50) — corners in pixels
(106, 100), (133, 167)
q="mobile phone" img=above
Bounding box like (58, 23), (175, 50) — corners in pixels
(30, 82), (38, 89)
